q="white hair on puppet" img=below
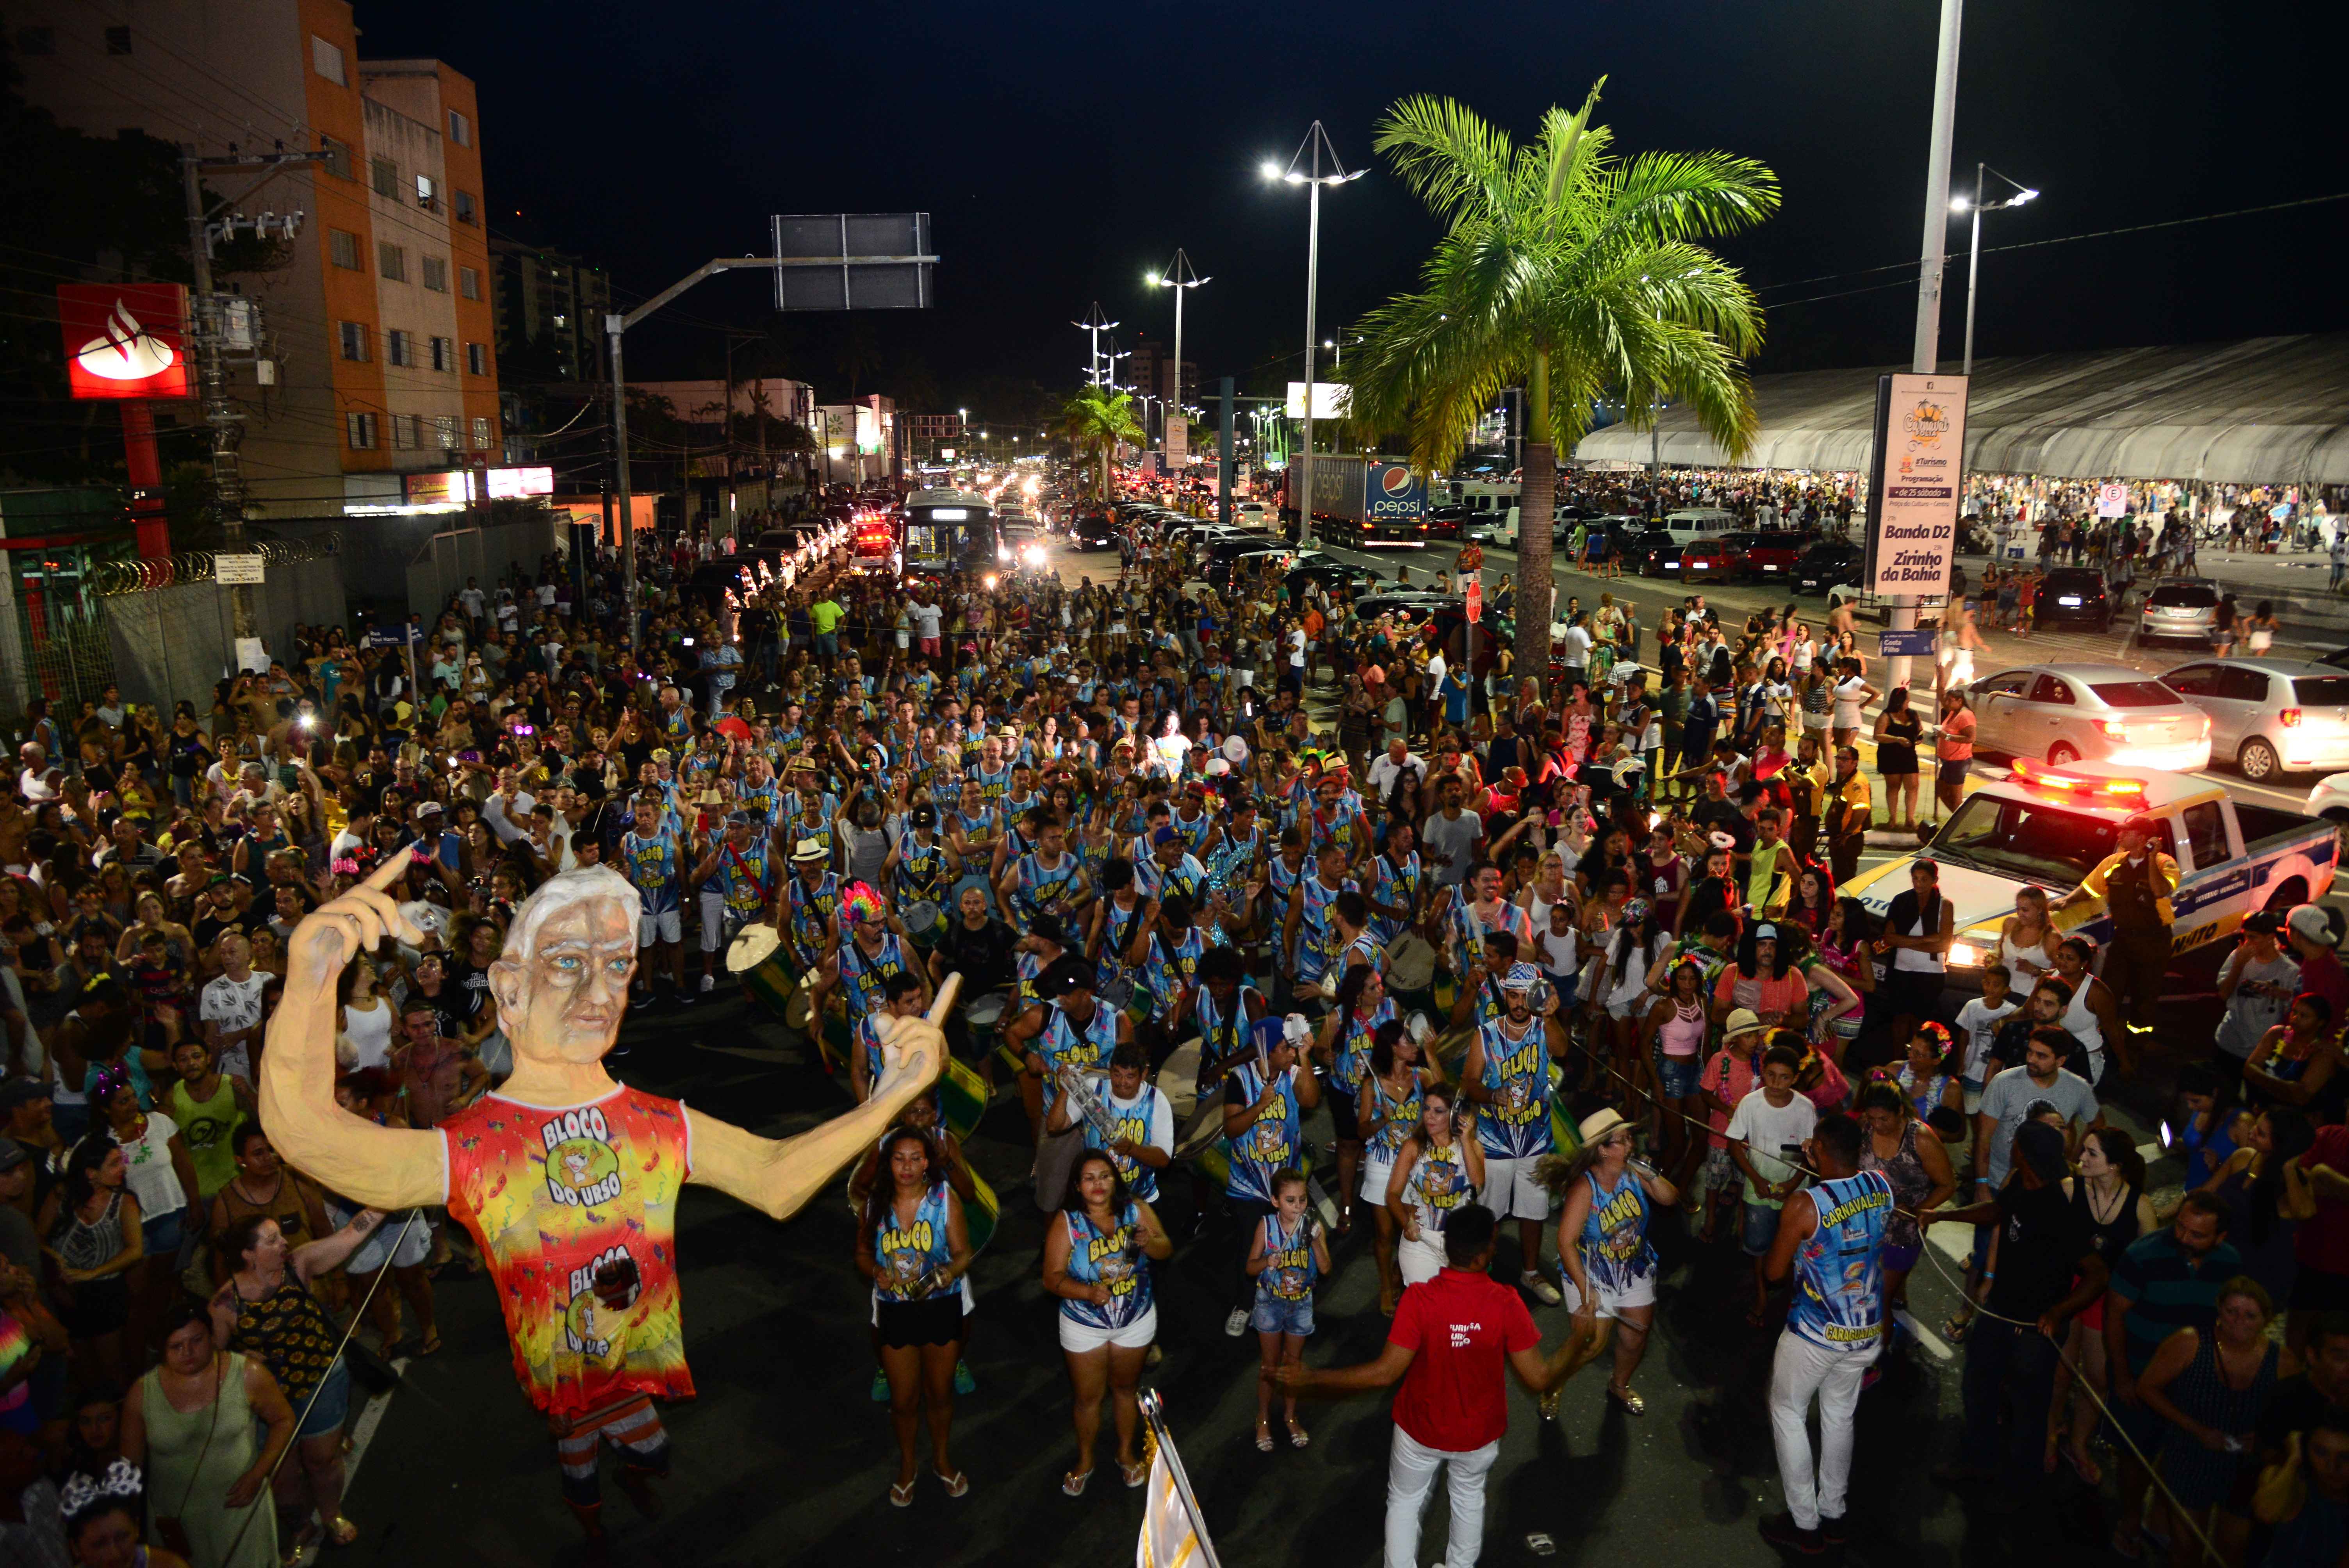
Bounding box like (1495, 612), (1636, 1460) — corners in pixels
(501, 865), (643, 966)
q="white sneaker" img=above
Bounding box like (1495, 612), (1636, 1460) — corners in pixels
(700, 973), (716, 994)
(1224, 1306), (1250, 1338)
(1521, 1270), (1563, 1306)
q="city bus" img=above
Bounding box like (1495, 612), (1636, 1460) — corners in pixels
(902, 488), (1001, 581)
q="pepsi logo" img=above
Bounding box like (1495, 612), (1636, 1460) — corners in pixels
(1378, 467), (1415, 497)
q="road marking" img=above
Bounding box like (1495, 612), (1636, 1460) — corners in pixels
(1894, 1309), (1953, 1361)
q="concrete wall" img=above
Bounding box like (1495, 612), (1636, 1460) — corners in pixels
(104, 557), (349, 711)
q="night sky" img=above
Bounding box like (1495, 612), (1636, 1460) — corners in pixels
(359, 0), (2347, 412)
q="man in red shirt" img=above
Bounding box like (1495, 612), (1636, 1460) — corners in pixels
(1281, 1205), (1588, 1568)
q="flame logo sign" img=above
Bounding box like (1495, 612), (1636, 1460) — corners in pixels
(75, 299), (176, 381)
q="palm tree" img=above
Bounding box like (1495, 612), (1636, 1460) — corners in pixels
(1345, 82), (1777, 697)
(1059, 385), (1144, 503)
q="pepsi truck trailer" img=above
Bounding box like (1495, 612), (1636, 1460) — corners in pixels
(1290, 455), (1429, 547)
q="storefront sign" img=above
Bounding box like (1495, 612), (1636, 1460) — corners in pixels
(484, 466), (553, 499)
(1864, 372), (1969, 599)
(57, 283), (192, 400)
(404, 471), (468, 507)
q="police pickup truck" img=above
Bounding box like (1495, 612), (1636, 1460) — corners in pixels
(1840, 760), (2339, 974)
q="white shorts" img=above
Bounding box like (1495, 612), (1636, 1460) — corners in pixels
(698, 887), (726, 952)
(1059, 1304), (1157, 1354)
(1801, 712), (1831, 732)
(1398, 1228), (1449, 1287)
(1561, 1268), (1656, 1322)
(343, 1207), (433, 1274)
(639, 908), (683, 947)
(1479, 1154), (1553, 1222)
(1361, 1157), (1395, 1207)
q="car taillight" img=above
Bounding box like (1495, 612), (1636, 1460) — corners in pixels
(2096, 719), (2130, 740)
(2281, 708), (2304, 728)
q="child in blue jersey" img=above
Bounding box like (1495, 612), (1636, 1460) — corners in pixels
(1543, 1105), (1680, 1418)
(620, 792), (692, 1005)
(1246, 1167), (1331, 1452)
(1041, 1149), (1172, 1495)
(1759, 1111), (1895, 1554)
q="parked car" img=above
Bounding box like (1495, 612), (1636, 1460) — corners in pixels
(1233, 501), (1273, 530)
(1790, 541), (1864, 595)
(2133, 579), (2223, 647)
(1728, 530), (1809, 583)
(1639, 535), (1745, 583)
(1069, 512), (1117, 550)
(1966, 662), (2212, 771)
(1424, 505), (1469, 541)
(2161, 658), (2349, 781)
(2034, 567), (2116, 632)
(1284, 552), (1386, 601)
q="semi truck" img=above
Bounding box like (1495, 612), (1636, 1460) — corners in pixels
(1280, 456), (1429, 547)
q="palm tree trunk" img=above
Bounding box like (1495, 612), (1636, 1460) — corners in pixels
(1514, 351), (1556, 706)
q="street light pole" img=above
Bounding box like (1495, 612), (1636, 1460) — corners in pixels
(1146, 249), (1210, 487)
(1952, 165), (2037, 378)
(1264, 124), (1362, 551)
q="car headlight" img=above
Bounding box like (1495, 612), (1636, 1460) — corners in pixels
(1947, 941), (1987, 969)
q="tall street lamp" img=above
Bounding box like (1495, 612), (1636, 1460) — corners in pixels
(1949, 164), (2039, 376)
(1263, 123), (1363, 548)
(1146, 250), (1210, 464)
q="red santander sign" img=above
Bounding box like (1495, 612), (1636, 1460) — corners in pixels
(57, 283), (193, 400)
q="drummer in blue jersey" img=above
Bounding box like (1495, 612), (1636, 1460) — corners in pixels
(1167, 779), (1222, 861)
(1461, 962), (1569, 1305)
(946, 778), (1006, 907)
(885, 803), (962, 946)
(1283, 839), (1356, 1006)
(1041, 1148), (1171, 1496)
(1006, 957), (1134, 1216)
(1542, 1106), (1680, 1417)
(849, 971), (934, 1105)
(620, 791), (693, 1008)
(1364, 816), (1426, 948)
(1315, 962), (1396, 1237)
(779, 836), (840, 972)
(811, 881), (928, 1034)
(1139, 823), (1210, 909)
(1220, 1016), (1322, 1338)
(688, 810), (773, 997)
(1247, 1167), (1333, 1452)
(1084, 858), (1157, 1012)
(1044, 1042), (1173, 1202)
(1759, 1111), (1895, 1554)
(998, 811), (1091, 934)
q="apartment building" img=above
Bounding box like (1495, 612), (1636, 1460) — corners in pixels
(491, 238), (611, 384)
(7, 0), (501, 517)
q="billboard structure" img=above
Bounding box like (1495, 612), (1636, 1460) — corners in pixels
(1864, 372), (1969, 599)
(57, 284), (192, 401)
(772, 214), (935, 312)
(1284, 381), (1351, 420)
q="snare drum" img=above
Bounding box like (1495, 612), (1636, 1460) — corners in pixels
(1385, 934), (1439, 998)
(903, 900), (946, 949)
(964, 991), (1011, 1043)
(726, 924), (798, 1023)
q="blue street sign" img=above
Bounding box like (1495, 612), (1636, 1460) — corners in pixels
(1878, 629), (1937, 658)
(364, 625), (424, 648)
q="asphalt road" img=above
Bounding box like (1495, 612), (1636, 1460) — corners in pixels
(328, 531), (2349, 1567)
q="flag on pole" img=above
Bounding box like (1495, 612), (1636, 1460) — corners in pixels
(1136, 1393), (1219, 1568)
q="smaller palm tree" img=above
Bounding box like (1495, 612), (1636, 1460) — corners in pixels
(1059, 386), (1144, 503)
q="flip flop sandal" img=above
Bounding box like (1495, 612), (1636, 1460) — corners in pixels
(890, 1479), (917, 1508)
(934, 1469), (970, 1499)
(1943, 1310), (1974, 1343)
(1255, 1424), (1275, 1453)
(1606, 1384), (1647, 1416)
(1286, 1422), (1310, 1449)
(1061, 1470), (1091, 1497)
(1121, 1459), (1149, 1489)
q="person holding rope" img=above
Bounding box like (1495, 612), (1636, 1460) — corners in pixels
(1541, 1106), (1677, 1418)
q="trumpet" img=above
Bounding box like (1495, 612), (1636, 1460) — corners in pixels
(1057, 1064), (1124, 1146)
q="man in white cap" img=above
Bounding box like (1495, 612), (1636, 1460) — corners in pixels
(1460, 961), (1567, 1304)
(2284, 904), (2348, 1043)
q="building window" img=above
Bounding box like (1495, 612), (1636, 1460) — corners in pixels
(430, 336), (454, 372)
(386, 330), (415, 367)
(458, 266), (481, 300)
(552, 314), (567, 329)
(465, 341), (488, 375)
(104, 25), (131, 54)
(16, 27), (54, 55)
(447, 109), (471, 147)
(415, 175), (438, 212)
(370, 157), (397, 198)
(390, 414), (419, 450)
(346, 412), (378, 450)
(328, 229), (362, 270)
(338, 321), (369, 362)
(421, 255), (448, 292)
(454, 190), (476, 225)
(377, 243), (405, 282)
(319, 136), (352, 180)
(311, 36), (345, 84)
(434, 416), (459, 451)
(472, 417), (494, 451)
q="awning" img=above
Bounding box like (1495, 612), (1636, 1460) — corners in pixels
(1572, 333), (2349, 486)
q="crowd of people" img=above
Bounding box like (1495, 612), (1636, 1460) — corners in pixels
(2, 477), (2347, 1567)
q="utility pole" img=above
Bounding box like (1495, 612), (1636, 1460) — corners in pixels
(1888, 0), (1965, 695)
(1075, 302), (1117, 386)
(182, 146), (321, 643)
(1265, 123), (1362, 550)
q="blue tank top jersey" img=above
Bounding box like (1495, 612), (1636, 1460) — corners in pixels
(622, 827), (683, 913)
(1335, 997), (1396, 1096)
(715, 839), (772, 916)
(1369, 851), (1423, 945)
(739, 780), (783, 825)
(1292, 875), (1352, 984)
(1095, 899), (1150, 994)
(1366, 1070), (1427, 1164)
(1039, 1000), (1119, 1117)
(1192, 984), (1262, 1100)
(1579, 1168), (1657, 1293)
(953, 807), (1000, 858)
(1255, 1212), (1319, 1304)
(1155, 853), (1208, 909)
(1788, 1169), (1895, 1353)
(1060, 1201), (1152, 1330)
(1085, 1082), (1162, 1201)
(1224, 1061), (1302, 1205)
(896, 838), (953, 903)
(1145, 924), (1222, 1013)
(1475, 1015), (1556, 1159)
(970, 764), (1014, 810)
(1306, 798), (1362, 859)
(1013, 850), (1084, 922)
(1404, 1138), (1473, 1231)
(784, 871), (838, 958)
(871, 1181), (955, 1304)
(838, 933), (911, 1023)
(1171, 808), (1216, 857)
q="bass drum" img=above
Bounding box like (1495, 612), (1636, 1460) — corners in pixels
(1157, 1036), (1204, 1124)
(902, 900), (946, 950)
(1385, 934), (1439, 999)
(726, 924), (798, 1025)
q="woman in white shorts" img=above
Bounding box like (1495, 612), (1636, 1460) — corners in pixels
(1357, 1016), (1439, 1316)
(328, 1077), (440, 1353)
(1042, 1150), (1171, 1495)
(1543, 1106), (1679, 1416)
(1383, 1085), (1484, 1290)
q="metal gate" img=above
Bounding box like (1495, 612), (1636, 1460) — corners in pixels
(6, 596), (117, 722)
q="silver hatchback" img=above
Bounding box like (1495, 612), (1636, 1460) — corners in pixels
(2133, 578), (2222, 647)
(2159, 658), (2349, 781)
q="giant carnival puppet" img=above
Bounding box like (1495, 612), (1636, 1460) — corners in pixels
(258, 850), (951, 1541)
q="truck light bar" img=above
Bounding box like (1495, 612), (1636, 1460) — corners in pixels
(2008, 758), (2148, 804)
